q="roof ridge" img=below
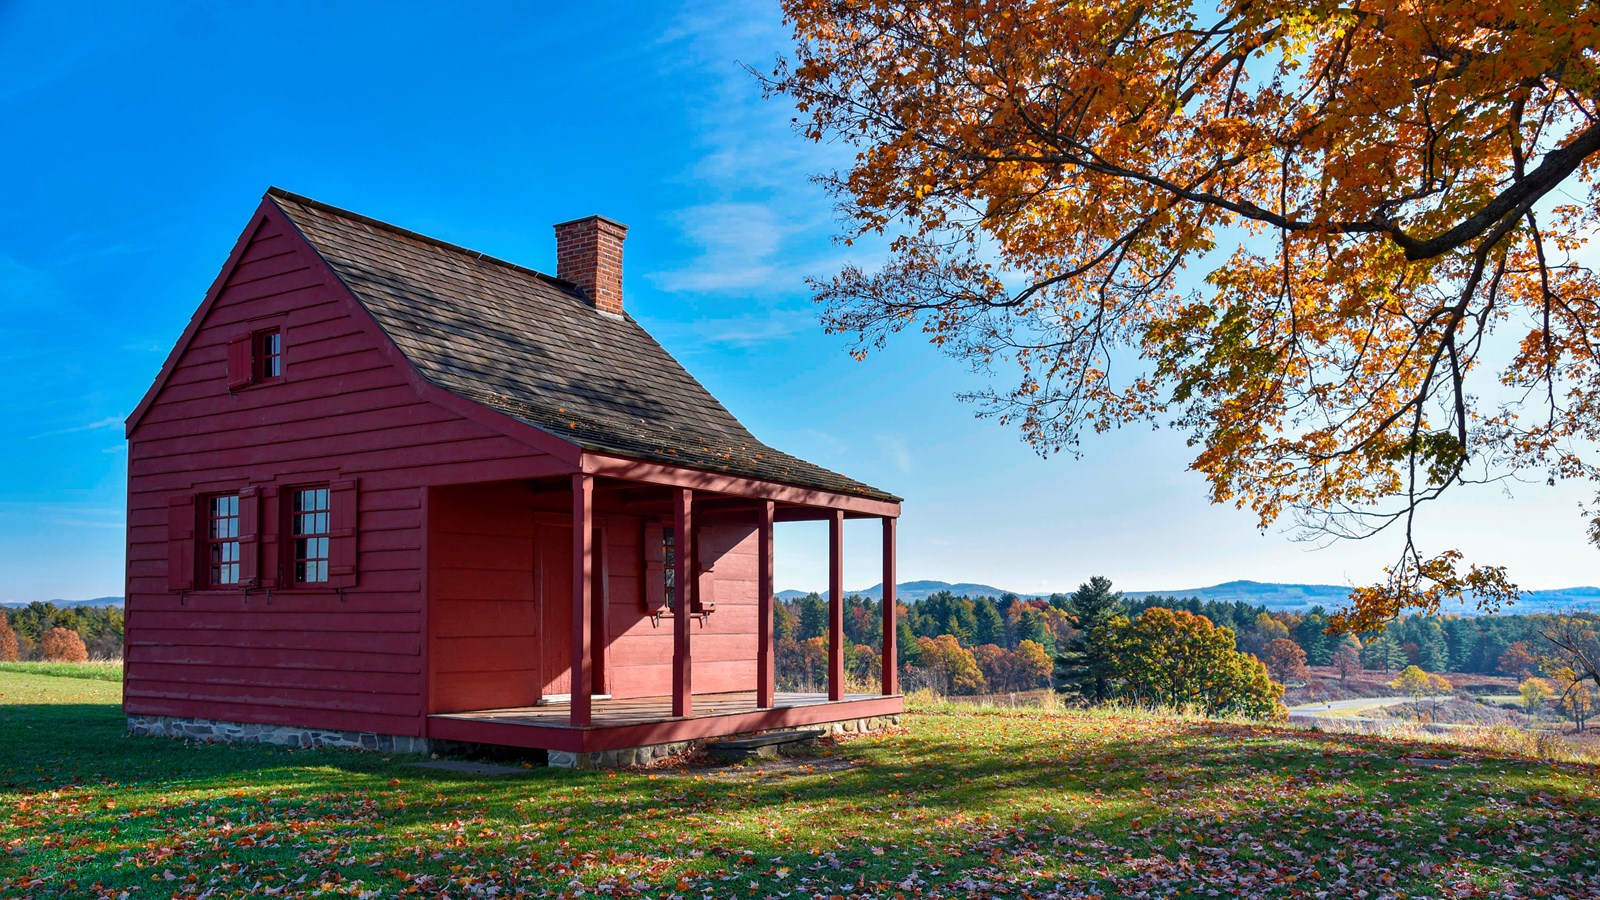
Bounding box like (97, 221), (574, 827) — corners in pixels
(264, 187), (586, 300)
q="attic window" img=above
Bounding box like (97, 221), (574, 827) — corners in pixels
(257, 329), (282, 381)
(226, 327), (284, 389)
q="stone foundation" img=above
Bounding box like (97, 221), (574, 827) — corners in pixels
(545, 714), (903, 770)
(127, 714), (434, 754)
(128, 712), (903, 769)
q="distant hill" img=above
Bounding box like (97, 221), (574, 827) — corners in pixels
(777, 579), (1600, 614)
(1, 597), (124, 608)
(1124, 580), (1353, 609)
(1127, 580), (1600, 614)
(777, 581), (1022, 602)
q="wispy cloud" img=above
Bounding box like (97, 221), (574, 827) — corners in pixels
(649, 202), (787, 293)
(802, 428), (848, 456)
(29, 416), (120, 440)
(645, 2), (883, 308)
(877, 434), (914, 474)
(0, 502), (124, 530)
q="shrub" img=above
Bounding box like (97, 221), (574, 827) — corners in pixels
(38, 627), (88, 663)
(0, 613), (18, 662)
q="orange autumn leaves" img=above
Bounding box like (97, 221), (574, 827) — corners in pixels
(767, 0), (1600, 627)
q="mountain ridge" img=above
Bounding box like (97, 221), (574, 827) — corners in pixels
(776, 579), (1600, 614)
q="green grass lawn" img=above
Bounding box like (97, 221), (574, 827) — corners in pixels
(0, 660), (123, 682)
(4, 670), (1600, 898)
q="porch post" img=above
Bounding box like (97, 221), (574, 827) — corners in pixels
(570, 473), (593, 727)
(757, 500), (775, 708)
(881, 516), (897, 696)
(672, 487), (693, 717)
(828, 508), (845, 701)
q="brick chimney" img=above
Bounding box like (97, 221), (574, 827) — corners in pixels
(554, 215), (628, 315)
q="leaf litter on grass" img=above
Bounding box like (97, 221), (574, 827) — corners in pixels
(4, 671), (1600, 898)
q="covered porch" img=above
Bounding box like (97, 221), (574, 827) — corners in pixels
(424, 458), (903, 754)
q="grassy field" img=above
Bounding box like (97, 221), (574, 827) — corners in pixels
(4, 670), (1600, 898)
(0, 660), (123, 682)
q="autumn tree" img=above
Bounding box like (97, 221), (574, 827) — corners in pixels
(38, 627), (88, 663)
(916, 634), (987, 695)
(1520, 676), (1555, 713)
(1390, 665), (1451, 715)
(1331, 640), (1364, 682)
(0, 613), (18, 663)
(1114, 607), (1286, 719)
(1498, 642), (1538, 679)
(973, 643), (1012, 691)
(768, 0), (1600, 629)
(1552, 666), (1595, 731)
(1260, 638), (1309, 684)
(1053, 576), (1124, 703)
(1013, 639), (1053, 689)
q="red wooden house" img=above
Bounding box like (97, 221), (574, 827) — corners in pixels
(124, 189), (902, 767)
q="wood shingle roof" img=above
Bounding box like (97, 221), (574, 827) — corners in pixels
(267, 189), (898, 503)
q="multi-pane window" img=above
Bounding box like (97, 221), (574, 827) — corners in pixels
(257, 329), (282, 381)
(662, 525), (676, 609)
(207, 494), (241, 587)
(292, 486), (331, 584)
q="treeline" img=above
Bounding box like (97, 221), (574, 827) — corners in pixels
(0, 602), (124, 661)
(773, 590), (1060, 695)
(774, 578), (1583, 706)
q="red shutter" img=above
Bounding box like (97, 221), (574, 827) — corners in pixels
(226, 335), (253, 389)
(695, 529), (718, 613)
(642, 520), (666, 612)
(167, 495), (195, 591)
(258, 486), (280, 589)
(238, 487), (260, 588)
(328, 478), (359, 588)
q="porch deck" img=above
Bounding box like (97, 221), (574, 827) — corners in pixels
(427, 690), (904, 754)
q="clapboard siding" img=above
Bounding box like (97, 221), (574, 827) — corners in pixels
(426, 483), (543, 713)
(597, 517), (761, 700)
(124, 210), (565, 735)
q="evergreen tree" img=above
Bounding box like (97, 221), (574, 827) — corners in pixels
(797, 593), (828, 641)
(896, 619), (921, 667)
(1443, 617), (1479, 672)
(1053, 575), (1124, 703)
(1295, 609), (1334, 666)
(1361, 632), (1405, 673)
(973, 597), (1005, 648)
(1417, 619), (1451, 672)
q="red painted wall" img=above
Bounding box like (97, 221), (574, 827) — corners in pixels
(588, 506), (761, 701)
(124, 209), (566, 737)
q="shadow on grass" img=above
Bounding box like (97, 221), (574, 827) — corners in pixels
(7, 697), (1600, 898)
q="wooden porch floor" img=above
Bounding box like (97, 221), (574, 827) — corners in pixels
(432, 691), (881, 729)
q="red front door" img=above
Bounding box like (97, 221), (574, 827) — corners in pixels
(535, 519), (573, 698)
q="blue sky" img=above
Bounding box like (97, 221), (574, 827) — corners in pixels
(1, 0), (1594, 602)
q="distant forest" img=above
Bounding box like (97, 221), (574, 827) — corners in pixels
(0, 602), (124, 661)
(775, 584), (1561, 695)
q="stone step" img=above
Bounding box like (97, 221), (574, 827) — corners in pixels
(707, 728), (826, 761)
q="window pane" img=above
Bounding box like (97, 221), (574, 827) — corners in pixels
(292, 486), (332, 584)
